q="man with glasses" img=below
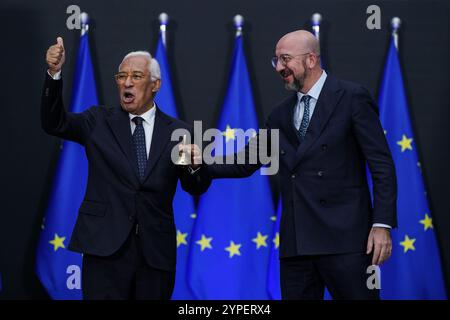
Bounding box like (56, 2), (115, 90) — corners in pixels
(207, 30), (397, 299)
(42, 37), (210, 299)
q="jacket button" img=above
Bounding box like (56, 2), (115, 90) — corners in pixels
(322, 144), (328, 151)
(291, 174), (296, 179)
(320, 199), (326, 206)
(317, 170), (324, 177)
(281, 149), (286, 155)
(128, 216), (134, 222)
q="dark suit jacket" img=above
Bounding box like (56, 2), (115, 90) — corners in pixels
(41, 73), (211, 271)
(208, 75), (397, 258)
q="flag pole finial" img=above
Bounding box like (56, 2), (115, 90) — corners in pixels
(159, 12), (169, 47)
(80, 12), (89, 36)
(391, 17), (401, 50)
(311, 13), (322, 40)
(234, 14), (244, 37)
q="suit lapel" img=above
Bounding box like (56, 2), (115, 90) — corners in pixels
(106, 108), (140, 183)
(142, 108), (172, 183)
(280, 94), (301, 147)
(293, 75), (343, 170)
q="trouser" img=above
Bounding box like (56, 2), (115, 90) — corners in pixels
(280, 252), (380, 300)
(82, 226), (175, 300)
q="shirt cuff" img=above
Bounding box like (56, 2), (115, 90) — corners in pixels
(188, 166), (201, 175)
(47, 70), (61, 80)
(372, 223), (392, 229)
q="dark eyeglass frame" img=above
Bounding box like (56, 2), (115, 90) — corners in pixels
(271, 52), (313, 68)
(114, 71), (148, 83)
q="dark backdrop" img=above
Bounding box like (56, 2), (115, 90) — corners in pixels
(0, 0), (449, 299)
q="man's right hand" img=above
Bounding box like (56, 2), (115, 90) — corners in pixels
(46, 37), (65, 76)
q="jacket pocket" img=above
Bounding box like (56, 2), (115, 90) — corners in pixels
(79, 200), (107, 217)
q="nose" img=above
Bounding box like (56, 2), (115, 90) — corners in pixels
(124, 75), (134, 87)
(275, 60), (285, 73)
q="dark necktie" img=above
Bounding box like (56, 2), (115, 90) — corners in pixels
(298, 95), (311, 140)
(132, 117), (147, 180)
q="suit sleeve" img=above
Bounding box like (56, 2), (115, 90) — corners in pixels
(351, 86), (398, 227)
(178, 166), (212, 195)
(41, 72), (98, 145)
(206, 117), (276, 179)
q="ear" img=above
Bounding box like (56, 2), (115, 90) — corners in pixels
(310, 54), (319, 69)
(152, 79), (161, 93)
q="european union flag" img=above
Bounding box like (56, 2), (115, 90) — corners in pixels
(154, 34), (197, 299)
(378, 37), (447, 299)
(35, 30), (98, 299)
(187, 33), (276, 299)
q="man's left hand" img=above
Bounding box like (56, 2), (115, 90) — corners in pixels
(366, 227), (392, 265)
(179, 144), (202, 169)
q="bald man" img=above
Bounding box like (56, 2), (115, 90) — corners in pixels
(207, 30), (397, 299)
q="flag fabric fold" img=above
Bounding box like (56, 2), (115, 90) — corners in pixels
(154, 35), (197, 299)
(378, 38), (446, 299)
(187, 34), (276, 299)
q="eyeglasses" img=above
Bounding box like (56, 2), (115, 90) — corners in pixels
(271, 53), (311, 68)
(114, 71), (148, 83)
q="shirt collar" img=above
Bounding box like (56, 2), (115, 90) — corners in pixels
(297, 70), (327, 102)
(129, 103), (156, 123)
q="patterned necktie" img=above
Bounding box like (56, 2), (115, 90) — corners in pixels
(298, 95), (311, 140)
(132, 117), (147, 180)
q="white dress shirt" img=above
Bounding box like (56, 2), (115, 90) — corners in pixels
(292, 70), (390, 229)
(293, 70), (327, 130)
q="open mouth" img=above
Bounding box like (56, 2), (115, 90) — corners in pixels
(280, 70), (293, 81)
(123, 91), (135, 104)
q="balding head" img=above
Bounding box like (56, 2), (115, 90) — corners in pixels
(276, 30), (320, 56)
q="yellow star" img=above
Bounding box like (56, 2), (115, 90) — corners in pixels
(419, 213), (433, 231)
(49, 233), (66, 252)
(196, 234), (213, 251)
(273, 232), (280, 249)
(400, 234), (416, 253)
(252, 232), (268, 249)
(177, 230), (188, 247)
(190, 213), (197, 219)
(270, 216), (277, 221)
(223, 125), (236, 142)
(397, 134), (413, 152)
(225, 241), (242, 258)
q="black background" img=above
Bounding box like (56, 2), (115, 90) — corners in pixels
(0, 0), (449, 299)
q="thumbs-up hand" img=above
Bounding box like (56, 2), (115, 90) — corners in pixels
(46, 37), (65, 76)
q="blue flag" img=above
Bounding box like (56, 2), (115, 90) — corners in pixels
(154, 35), (197, 299)
(187, 34), (276, 299)
(378, 38), (447, 299)
(36, 32), (98, 299)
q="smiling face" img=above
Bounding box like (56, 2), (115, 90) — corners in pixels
(117, 55), (160, 115)
(275, 37), (309, 92)
(274, 30), (321, 93)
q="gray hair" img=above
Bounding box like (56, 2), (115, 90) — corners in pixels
(119, 51), (161, 81)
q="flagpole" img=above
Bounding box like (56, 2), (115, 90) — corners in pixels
(80, 12), (89, 36)
(233, 14), (244, 37)
(311, 13), (322, 41)
(159, 12), (169, 47)
(391, 17), (401, 51)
